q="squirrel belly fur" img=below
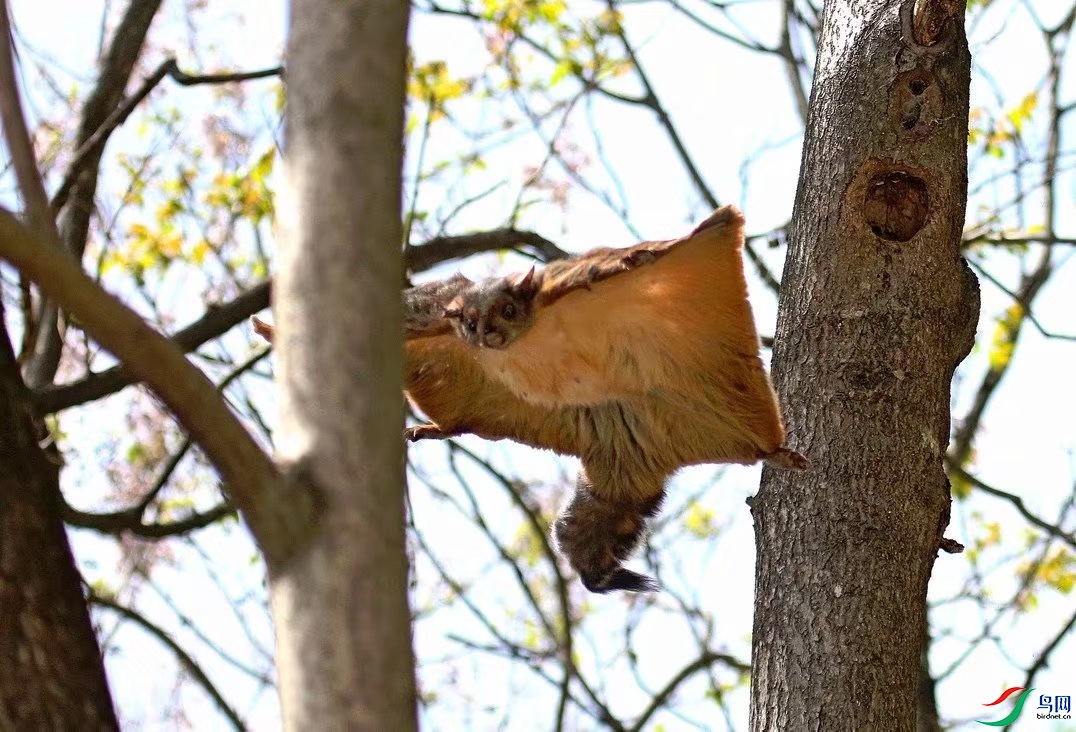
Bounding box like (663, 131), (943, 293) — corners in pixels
(405, 206), (792, 480)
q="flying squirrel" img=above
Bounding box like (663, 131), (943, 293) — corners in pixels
(253, 205), (806, 593)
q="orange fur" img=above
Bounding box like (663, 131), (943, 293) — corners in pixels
(256, 206), (801, 591)
(405, 206), (793, 501)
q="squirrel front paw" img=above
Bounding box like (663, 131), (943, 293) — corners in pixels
(404, 424), (454, 442)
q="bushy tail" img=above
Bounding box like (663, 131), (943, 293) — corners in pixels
(584, 568), (660, 594)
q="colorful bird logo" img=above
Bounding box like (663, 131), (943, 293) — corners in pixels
(978, 686), (1034, 726)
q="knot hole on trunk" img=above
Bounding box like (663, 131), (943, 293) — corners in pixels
(863, 171), (930, 242)
(889, 70), (938, 134)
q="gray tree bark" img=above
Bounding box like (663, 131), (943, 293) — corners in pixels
(749, 0), (977, 728)
(269, 0), (417, 729)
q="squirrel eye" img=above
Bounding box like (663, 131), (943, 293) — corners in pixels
(465, 318), (478, 332)
(502, 303), (516, 319)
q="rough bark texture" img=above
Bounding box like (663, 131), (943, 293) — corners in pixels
(0, 314), (119, 729)
(269, 1), (417, 729)
(749, 0), (977, 729)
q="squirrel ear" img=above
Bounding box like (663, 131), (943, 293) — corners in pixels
(442, 300), (463, 319)
(513, 266), (540, 299)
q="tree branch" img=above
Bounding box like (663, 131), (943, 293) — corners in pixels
(947, 463), (1076, 550)
(967, 259), (1076, 342)
(37, 226), (569, 414)
(605, 0), (781, 294)
(445, 443), (578, 731)
(50, 58), (284, 213)
(0, 207), (310, 565)
(951, 17), (1070, 462)
(0, 0), (56, 243)
(1018, 607), (1076, 695)
(407, 227), (569, 271)
(0, 0), (66, 369)
(26, 0), (164, 389)
(422, 2), (647, 106)
(34, 281), (272, 413)
(778, 0), (810, 123)
(63, 348), (269, 538)
(968, 234), (1076, 247)
(64, 501), (235, 539)
(88, 592), (246, 731)
(630, 650), (749, 731)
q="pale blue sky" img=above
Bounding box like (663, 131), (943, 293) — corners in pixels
(5, 0), (1075, 729)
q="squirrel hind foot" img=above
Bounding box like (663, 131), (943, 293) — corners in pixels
(251, 316), (275, 343)
(763, 447), (809, 471)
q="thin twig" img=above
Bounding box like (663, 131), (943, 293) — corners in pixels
(89, 592), (246, 731)
(630, 650), (749, 731)
(51, 59), (282, 212)
(946, 463), (1076, 550)
(966, 259), (1076, 342)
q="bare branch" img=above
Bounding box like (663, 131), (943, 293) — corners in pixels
(952, 15), (1070, 461)
(61, 346), (270, 539)
(446, 443), (578, 730)
(1019, 607), (1076, 693)
(631, 650), (749, 732)
(89, 592), (246, 731)
(666, 0), (777, 54)
(947, 463), (1076, 550)
(779, 0), (810, 123)
(408, 228), (569, 272)
(967, 259), (1076, 342)
(35, 281), (272, 413)
(0, 0), (56, 242)
(50, 59), (283, 213)
(968, 234), (1076, 246)
(26, 0), (164, 388)
(0, 0), (65, 370)
(0, 207), (310, 565)
(64, 501), (235, 539)
(605, 0), (782, 294)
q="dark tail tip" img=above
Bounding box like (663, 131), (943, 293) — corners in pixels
(582, 568), (660, 594)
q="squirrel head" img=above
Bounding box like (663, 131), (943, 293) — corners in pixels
(443, 267), (540, 349)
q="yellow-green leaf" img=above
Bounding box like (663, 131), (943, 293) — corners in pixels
(683, 501), (717, 539)
(988, 303), (1023, 372)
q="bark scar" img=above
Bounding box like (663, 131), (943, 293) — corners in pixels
(900, 0), (960, 57)
(936, 478), (965, 555)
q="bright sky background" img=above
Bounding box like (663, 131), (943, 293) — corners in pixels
(5, 0), (1075, 729)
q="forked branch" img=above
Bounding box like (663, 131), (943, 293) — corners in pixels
(0, 208), (310, 565)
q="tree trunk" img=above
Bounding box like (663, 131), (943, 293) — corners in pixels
(749, 0), (977, 728)
(0, 316), (119, 729)
(269, 0), (417, 729)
